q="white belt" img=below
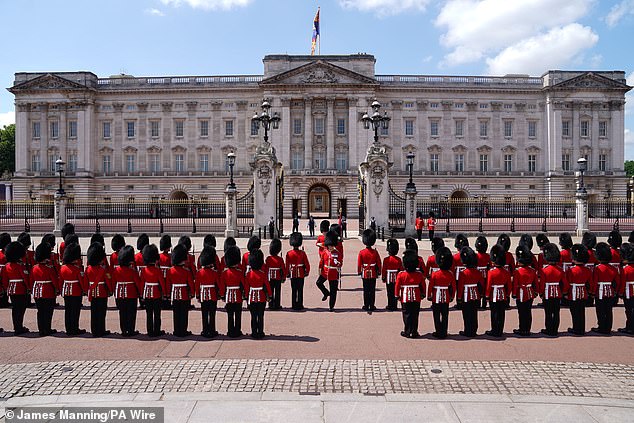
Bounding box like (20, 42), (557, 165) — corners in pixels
(562, 262), (573, 272)
(268, 267), (282, 280)
(386, 269), (398, 284)
(455, 266), (465, 280)
(62, 280), (79, 296)
(463, 283), (478, 302)
(491, 284), (504, 303)
(544, 282), (559, 300)
(598, 282), (613, 300)
(200, 284), (216, 301)
(570, 283), (586, 301)
(116, 281), (134, 298)
(518, 284), (533, 303)
(145, 282), (159, 286)
(434, 286), (449, 303)
(248, 286), (264, 305)
(171, 283), (188, 301)
(626, 281), (634, 300)
(290, 264), (304, 278)
(401, 284), (418, 303)
(226, 285), (240, 303)
(33, 280), (52, 298)
(362, 263), (376, 278)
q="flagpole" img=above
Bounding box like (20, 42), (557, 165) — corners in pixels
(318, 7), (321, 55)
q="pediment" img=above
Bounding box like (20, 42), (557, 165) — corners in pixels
(147, 145), (162, 153)
(477, 144), (492, 152)
(10, 73), (92, 93)
(427, 144), (442, 152)
(549, 72), (630, 92)
(402, 144), (417, 151)
(525, 145), (541, 153)
(260, 60), (377, 86)
(452, 144), (467, 152)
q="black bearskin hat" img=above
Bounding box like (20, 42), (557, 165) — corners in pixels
(248, 248), (264, 271)
(475, 236), (488, 254)
(519, 234), (533, 250)
(571, 244), (589, 264)
(160, 234), (172, 252)
(559, 233), (573, 250)
(199, 246), (216, 268)
(325, 230), (339, 248)
(269, 238), (282, 256)
(497, 234), (511, 252)
(330, 223), (342, 236)
(5, 241), (26, 263)
(289, 232), (303, 248)
(171, 244), (188, 266)
(319, 219), (331, 233)
(454, 234), (469, 250)
(536, 234), (550, 249)
(431, 237), (445, 253)
(17, 232), (31, 248)
(595, 242), (612, 263)
(404, 237), (418, 253)
(490, 244), (507, 267)
(111, 234), (125, 253)
(223, 236), (236, 252)
(460, 246), (478, 268)
(137, 233), (150, 251)
(35, 242), (51, 263)
(203, 234), (216, 248)
(224, 245), (241, 268)
(543, 243), (561, 264)
(42, 233), (56, 250)
(582, 232), (597, 250)
(62, 243), (81, 264)
(90, 233), (104, 247)
(178, 235), (192, 251)
(402, 249), (419, 272)
(620, 243), (634, 263)
(363, 229), (377, 247)
(87, 243), (106, 267)
(118, 245), (135, 267)
(629, 231), (634, 244)
(386, 238), (399, 256)
(436, 247), (453, 271)
(607, 230), (622, 249)
(142, 244), (160, 266)
(61, 222), (75, 239)
(247, 235), (261, 253)
(515, 245), (534, 266)
(0, 233), (11, 250)
(64, 234), (79, 246)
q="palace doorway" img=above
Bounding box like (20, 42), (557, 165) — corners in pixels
(307, 184), (331, 218)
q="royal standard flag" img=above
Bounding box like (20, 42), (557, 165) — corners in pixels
(311, 8), (320, 55)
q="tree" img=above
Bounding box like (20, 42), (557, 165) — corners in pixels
(625, 160), (634, 177)
(0, 124), (15, 175)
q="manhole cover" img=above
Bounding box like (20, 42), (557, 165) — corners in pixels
(431, 369), (442, 374)
(61, 367), (74, 372)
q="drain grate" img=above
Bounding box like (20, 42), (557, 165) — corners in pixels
(431, 368), (443, 374)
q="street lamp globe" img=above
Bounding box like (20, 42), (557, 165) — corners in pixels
(577, 157), (587, 173)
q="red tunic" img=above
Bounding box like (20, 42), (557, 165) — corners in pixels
(427, 269), (455, 303)
(336, 242), (344, 266)
(417, 256), (427, 275)
(59, 264), (88, 297)
(316, 234), (325, 253)
(564, 264), (592, 301)
(195, 267), (219, 302)
(186, 253), (197, 275)
(560, 249), (572, 271)
(357, 247), (382, 279)
(457, 268), (484, 302)
(1, 262), (31, 296)
(219, 267), (246, 303)
(165, 265), (194, 301)
(244, 269), (273, 304)
(485, 266), (511, 302)
(85, 265), (111, 301)
(453, 252), (465, 280)
(140, 265), (166, 300)
(134, 252), (145, 269)
(110, 252), (119, 269)
(395, 270), (425, 303)
(611, 248), (621, 265)
(512, 265), (537, 302)
(30, 264), (59, 299)
(427, 218), (435, 231)
(24, 250), (35, 269)
(619, 264), (634, 299)
(425, 255), (439, 280)
(58, 241), (66, 263)
(265, 255), (286, 281)
(504, 251), (516, 273)
(381, 255), (403, 285)
(319, 249), (341, 281)
(285, 249), (310, 279)
(591, 263), (618, 299)
(241, 252), (251, 274)
(112, 266), (141, 299)
(538, 264), (565, 299)
(415, 217), (424, 231)
(159, 252), (171, 277)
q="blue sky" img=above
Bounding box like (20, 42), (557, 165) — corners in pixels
(1, 0), (633, 157)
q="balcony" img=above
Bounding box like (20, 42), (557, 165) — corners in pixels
(96, 75), (263, 89)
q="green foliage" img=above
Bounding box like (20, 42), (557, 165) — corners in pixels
(0, 124), (16, 174)
(625, 160), (634, 177)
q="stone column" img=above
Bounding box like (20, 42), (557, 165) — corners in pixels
(404, 185), (417, 237)
(575, 189), (589, 236)
(15, 104), (28, 176)
(251, 144), (280, 232)
(5, 183), (12, 201)
(347, 97), (359, 170)
(224, 185), (238, 238)
(359, 144), (391, 230)
(326, 98), (335, 169)
(54, 192), (67, 236)
(610, 100), (625, 171)
(304, 98), (312, 169)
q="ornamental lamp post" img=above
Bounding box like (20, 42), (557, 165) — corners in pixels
(361, 100), (391, 146)
(55, 157), (66, 196)
(406, 151), (415, 192)
(577, 157), (587, 193)
(227, 152), (236, 189)
(251, 100), (280, 146)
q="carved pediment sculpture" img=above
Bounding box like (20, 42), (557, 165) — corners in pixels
(9, 73), (92, 93)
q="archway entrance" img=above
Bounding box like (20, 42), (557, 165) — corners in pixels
(168, 190), (188, 218)
(449, 190), (469, 218)
(308, 184), (331, 218)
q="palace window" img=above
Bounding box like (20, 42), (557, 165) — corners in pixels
(68, 153), (77, 172)
(479, 120), (488, 137)
(528, 154), (536, 172)
(430, 120), (439, 137)
(225, 120), (234, 136)
(454, 154), (464, 172)
(250, 120), (259, 136)
(200, 120), (209, 137)
(149, 154), (160, 173)
(32, 121), (40, 139)
(314, 150), (326, 169)
(504, 120), (513, 138)
(562, 120), (570, 137)
(49, 154), (57, 172)
(562, 154), (570, 171)
(31, 152), (40, 172)
(175, 154), (184, 173)
(314, 118), (324, 135)
(175, 120), (184, 137)
(126, 121), (135, 138)
(504, 154), (513, 172)
(479, 154), (488, 172)
(291, 150), (303, 170)
(528, 121), (536, 138)
(150, 121), (160, 138)
(455, 120), (464, 137)
(337, 118), (346, 135)
(580, 120), (590, 137)
(102, 155), (111, 174)
(429, 153), (439, 172)
(199, 154), (209, 172)
(599, 121), (607, 138)
(68, 121), (77, 138)
(50, 121), (59, 139)
(336, 151), (347, 171)
(405, 119), (414, 136)
(380, 125), (388, 136)
(599, 154), (607, 171)
(125, 154), (135, 173)
(293, 119), (302, 135)
(103, 121), (111, 139)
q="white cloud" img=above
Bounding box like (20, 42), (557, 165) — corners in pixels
(486, 24), (599, 76)
(0, 111), (15, 129)
(605, 0), (634, 27)
(145, 8), (166, 16)
(339, 0), (430, 16)
(160, 0), (252, 11)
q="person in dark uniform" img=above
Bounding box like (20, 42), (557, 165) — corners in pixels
(265, 238), (285, 310)
(268, 216), (275, 239)
(60, 242), (87, 336)
(140, 244), (166, 337)
(245, 249), (272, 339)
(357, 229), (381, 312)
(395, 249), (425, 338)
(1, 242), (30, 334)
(308, 216), (316, 237)
(285, 232), (310, 310)
(30, 242), (59, 336)
(475, 236), (490, 310)
(292, 214), (299, 233)
(457, 246), (482, 337)
(512, 245), (537, 336)
(318, 231), (342, 311)
(564, 244), (592, 335)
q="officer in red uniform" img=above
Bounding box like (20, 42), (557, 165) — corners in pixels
(30, 242), (59, 336)
(425, 237), (445, 281)
(166, 244), (195, 337)
(591, 242), (619, 335)
(453, 234), (469, 310)
(112, 245), (141, 337)
(358, 229), (382, 312)
(17, 232), (35, 270)
(58, 223), (75, 263)
(0, 233), (11, 309)
(559, 233), (573, 271)
(266, 238), (285, 310)
(219, 245), (245, 337)
(415, 211), (424, 241)
(497, 234), (515, 273)
(315, 220), (330, 254)
(518, 234), (539, 270)
(485, 244), (511, 338)
(537, 243), (564, 337)
(404, 237), (426, 275)
(158, 235), (173, 310)
(607, 230), (622, 266)
(582, 232), (598, 266)
(85, 242), (112, 337)
(135, 234), (150, 310)
(59, 243), (88, 336)
(535, 234), (550, 269)
(330, 223), (345, 270)
(426, 212), (436, 241)
(618, 243), (634, 334)
(242, 235), (261, 275)
(285, 232), (310, 311)
(564, 244), (592, 335)
(427, 246), (455, 338)
(475, 236), (490, 310)
(197, 235), (221, 270)
(457, 246), (483, 337)
(512, 245), (537, 336)
(178, 235), (198, 277)
(110, 234), (126, 270)
(395, 249), (425, 338)
(195, 246), (219, 338)
(245, 249), (273, 339)
(382, 238), (403, 311)
(140, 244), (166, 337)
(218, 237), (237, 272)
(42, 234), (61, 276)
(318, 231), (342, 311)
(1, 242), (30, 334)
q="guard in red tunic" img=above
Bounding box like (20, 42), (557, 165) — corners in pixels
(42, 234), (61, 276)
(17, 232), (35, 271)
(425, 237), (445, 281)
(475, 236), (490, 310)
(218, 237), (237, 272)
(59, 243), (88, 336)
(537, 243), (564, 337)
(457, 246), (482, 337)
(426, 212), (436, 241)
(135, 234), (150, 310)
(243, 235), (261, 275)
(30, 242), (59, 336)
(140, 244), (166, 337)
(285, 232), (310, 311)
(564, 244), (592, 335)
(0, 233), (11, 309)
(330, 223), (345, 271)
(512, 245), (537, 336)
(1, 242), (30, 334)
(195, 246), (219, 338)
(405, 237), (426, 275)
(358, 229), (382, 312)
(427, 246), (455, 338)
(415, 212), (425, 241)
(485, 245), (511, 338)
(582, 232), (598, 266)
(518, 234), (539, 270)
(178, 235), (198, 276)
(197, 235), (221, 270)
(86, 242), (112, 337)
(497, 234), (515, 273)
(315, 220), (330, 254)
(618, 243), (634, 334)
(266, 238), (286, 310)
(245, 249), (273, 338)
(166, 244), (195, 337)
(535, 234), (551, 269)
(453, 234), (469, 279)
(395, 250), (425, 338)
(318, 231), (342, 311)
(112, 245), (141, 336)
(382, 238), (403, 312)
(109, 234), (126, 271)
(58, 223), (75, 265)
(607, 230), (622, 267)
(559, 233), (573, 272)
(591, 242), (619, 335)
(219, 245), (245, 337)
(158, 235), (173, 310)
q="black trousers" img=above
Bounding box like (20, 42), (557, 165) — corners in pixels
(432, 303), (449, 337)
(489, 300), (506, 336)
(328, 280), (338, 309)
(461, 300), (479, 336)
(386, 283), (397, 310)
(270, 280), (282, 309)
(402, 302), (420, 335)
(144, 298), (162, 336)
(90, 298), (108, 336)
(290, 278), (304, 310)
(625, 298), (634, 332)
(10, 294), (28, 332)
(595, 297), (614, 333)
(226, 302), (242, 336)
(542, 298), (561, 335)
(35, 298), (55, 334)
(116, 298), (137, 335)
(416, 229), (422, 241)
(569, 300), (586, 334)
(64, 295), (83, 334)
(249, 302), (266, 336)
(201, 300), (217, 335)
(516, 299), (533, 334)
(362, 278), (376, 309)
(428, 230), (435, 241)
(316, 275), (329, 298)
(172, 299), (190, 336)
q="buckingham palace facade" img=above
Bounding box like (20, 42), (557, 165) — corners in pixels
(8, 54), (631, 218)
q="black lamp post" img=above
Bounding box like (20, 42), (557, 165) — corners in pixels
(577, 157), (587, 193)
(251, 100), (280, 146)
(406, 151), (415, 191)
(362, 100), (391, 146)
(55, 157), (66, 196)
(227, 152), (236, 189)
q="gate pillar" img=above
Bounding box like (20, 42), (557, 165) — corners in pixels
(250, 143), (282, 235)
(359, 144), (391, 230)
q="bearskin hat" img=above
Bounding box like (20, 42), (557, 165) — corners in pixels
(571, 244), (589, 264)
(289, 232), (303, 248)
(0, 233), (11, 250)
(319, 220), (331, 233)
(64, 234), (79, 246)
(137, 233), (150, 251)
(160, 234), (172, 252)
(223, 236), (236, 252)
(248, 248), (264, 271)
(224, 245), (241, 268)
(90, 233), (104, 247)
(386, 238), (399, 256)
(629, 231), (634, 244)
(17, 232), (31, 248)
(142, 244), (160, 266)
(436, 247), (453, 271)
(330, 223), (342, 237)
(325, 230), (339, 248)
(178, 235), (192, 251)
(497, 234), (511, 252)
(490, 244), (507, 267)
(519, 234), (533, 250)
(87, 243), (106, 267)
(111, 234), (125, 253)
(35, 242), (51, 263)
(543, 243), (561, 264)
(199, 246), (216, 268)
(42, 234), (56, 250)
(607, 230), (623, 249)
(171, 244), (188, 266)
(536, 234), (550, 249)
(247, 235), (261, 253)
(582, 232), (597, 250)
(515, 245), (534, 266)
(61, 222), (75, 239)
(62, 242), (81, 265)
(460, 246), (478, 268)
(363, 229), (377, 247)
(203, 234), (216, 248)
(404, 237), (418, 253)
(620, 243), (634, 263)
(454, 234), (469, 250)
(118, 245), (135, 267)
(431, 237), (445, 253)
(559, 233), (573, 250)
(475, 236), (488, 254)
(402, 249), (419, 272)
(5, 241), (26, 263)
(595, 242), (612, 263)
(269, 238), (282, 256)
